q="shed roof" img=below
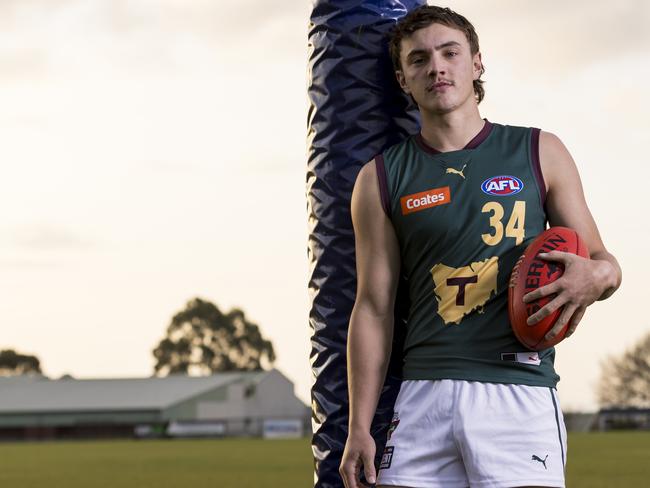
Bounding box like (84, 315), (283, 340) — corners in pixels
(0, 370), (269, 413)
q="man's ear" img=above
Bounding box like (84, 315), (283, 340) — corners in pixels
(473, 52), (483, 80)
(395, 70), (410, 94)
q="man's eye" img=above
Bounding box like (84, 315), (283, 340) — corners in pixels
(413, 58), (423, 64)
(445, 51), (458, 57)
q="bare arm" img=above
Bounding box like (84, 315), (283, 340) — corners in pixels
(339, 159), (401, 488)
(524, 131), (622, 339)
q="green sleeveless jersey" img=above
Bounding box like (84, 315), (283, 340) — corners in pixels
(375, 119), (559, 387)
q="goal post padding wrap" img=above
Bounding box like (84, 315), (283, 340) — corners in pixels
(306, 1), (423, 486)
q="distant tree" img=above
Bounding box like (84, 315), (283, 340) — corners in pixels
(152, 297), (276, 375)
(598, 331), (650, 408)
(0, 349), (42, 376)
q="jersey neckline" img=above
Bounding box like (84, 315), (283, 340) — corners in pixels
(414, 118), (494, 155)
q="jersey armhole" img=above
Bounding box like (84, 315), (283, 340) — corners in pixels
(374, 153), (391, 218)
(530, 127), (547, 208)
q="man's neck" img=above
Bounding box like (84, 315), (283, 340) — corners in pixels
(419, 107), (485, 153)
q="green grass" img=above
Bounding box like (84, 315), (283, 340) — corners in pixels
(0, 437), (313, 488)
(566, 432), (650, 488)
(0, 432), (648, 487)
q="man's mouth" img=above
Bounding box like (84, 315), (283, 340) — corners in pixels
(427, 81), (453, 92)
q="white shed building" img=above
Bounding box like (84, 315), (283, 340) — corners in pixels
(0, 368), (309, 441)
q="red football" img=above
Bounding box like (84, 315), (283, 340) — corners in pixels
(508, 226), (589, 350)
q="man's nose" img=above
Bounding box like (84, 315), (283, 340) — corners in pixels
(427, 56), (445, 76)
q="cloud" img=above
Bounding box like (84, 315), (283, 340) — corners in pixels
(0, 0), (310, 80)
(449, 0), (650, 74)
(11, 224), (93, 251)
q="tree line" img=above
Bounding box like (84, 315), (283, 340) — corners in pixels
(1, 297), (276, 377)
(2, 298), (649, 410)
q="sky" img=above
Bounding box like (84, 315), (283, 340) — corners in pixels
(0, 0), (648, 412)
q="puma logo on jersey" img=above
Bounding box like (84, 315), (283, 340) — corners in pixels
(400, 186), (451, 215)
(531, 454), (548, 469)
(446, 164), (467, 179)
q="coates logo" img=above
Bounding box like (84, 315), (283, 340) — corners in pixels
(481, 175), (523, 196)
(400, 186), (451, 215)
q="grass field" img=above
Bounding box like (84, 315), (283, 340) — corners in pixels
(566, 432), (650, 487)
(0, 432), (647, 487)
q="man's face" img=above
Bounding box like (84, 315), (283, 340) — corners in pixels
(395, 22), (482, 114)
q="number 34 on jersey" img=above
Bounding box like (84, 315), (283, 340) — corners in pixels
(482, 200), (526, 246)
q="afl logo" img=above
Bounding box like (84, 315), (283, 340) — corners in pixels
(481, 175), (523, 196)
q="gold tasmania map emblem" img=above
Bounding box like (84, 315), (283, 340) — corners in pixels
(430, 257), (499, 325)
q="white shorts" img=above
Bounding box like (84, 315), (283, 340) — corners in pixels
(376, 379), (567, 488)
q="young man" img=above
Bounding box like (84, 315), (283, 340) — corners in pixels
(339, 5), (621, 488)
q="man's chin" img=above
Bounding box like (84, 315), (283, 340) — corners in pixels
(418, 103), (457, 116)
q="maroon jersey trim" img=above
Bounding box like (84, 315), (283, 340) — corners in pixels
(415, 119), (494, 154)
(374, 154), (391, 217)
(530, 127), (547, 207)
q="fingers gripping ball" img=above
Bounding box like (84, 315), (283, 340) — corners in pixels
(508, 226), (589, 350)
